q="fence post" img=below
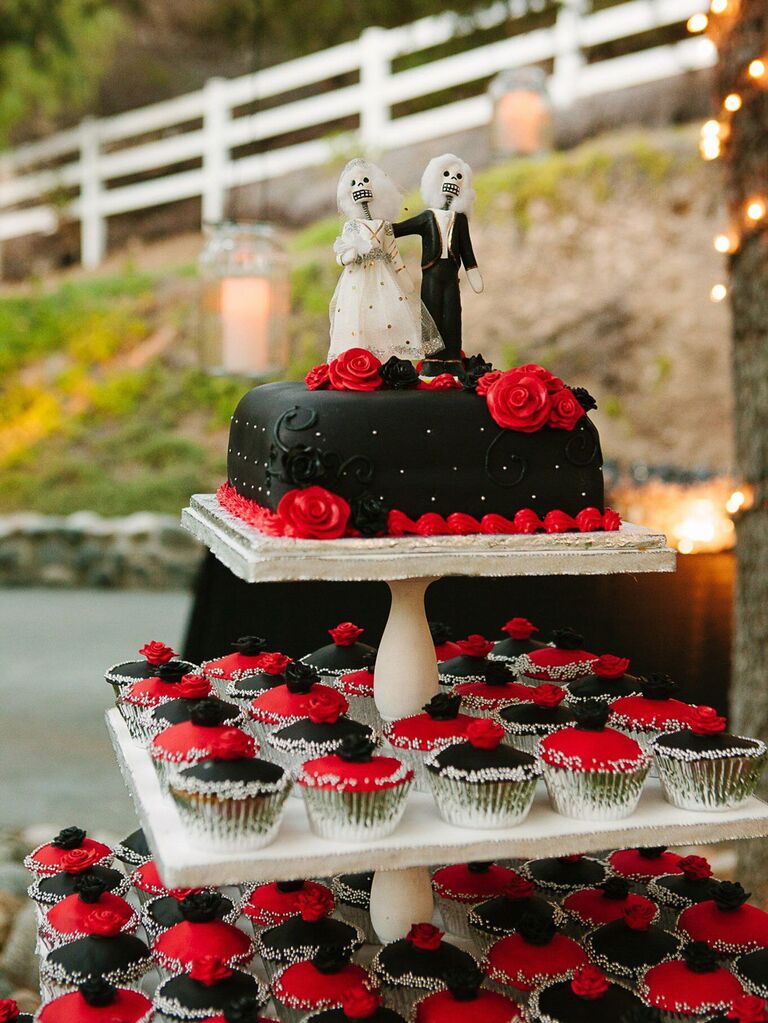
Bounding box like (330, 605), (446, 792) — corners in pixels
(359, 27), (391, 152)
(202, 77), (231, 225)
(550, 0), (587, 109)
(79, 117), (106, 268)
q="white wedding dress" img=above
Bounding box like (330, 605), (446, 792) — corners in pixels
(328, 218), (442, 361)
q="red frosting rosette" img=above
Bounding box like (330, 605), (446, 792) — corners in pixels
(530, 684), (567, 708)
(208, 728), (255, 760)
(456, 634), (494, 658)
(623, 900), (655, 931)
(307, 688), (349, 724)
(305, 364), (331, 390)
(330, 622), (364, 646)
(501, 617), (538, 640)
(728, 995), (768, 1023)
(139, 641), (176, 665)
(0, 1003), (20, 1022)
(406, 922), (443, 950)
(485, 368), (552, 433)
(465, 718), (505, 750)
(255, 651), (292, 675)
(570, 964), (609, 999)
(298, 887), (334, 922)
(549, 387), (584, 429)
(689, 705), (727, 735)
(328, 349), (383, 392)
(276, 486), (351, 540)
(190, 955), (233, 986)
(592, 654), (631, 679)
(341, 983), (383, 1020)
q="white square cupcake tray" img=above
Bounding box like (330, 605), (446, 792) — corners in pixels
(102, 502), (768, 939)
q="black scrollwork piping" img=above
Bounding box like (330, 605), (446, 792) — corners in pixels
(564, 422), (599, 467)
(484, 430), (527, 488)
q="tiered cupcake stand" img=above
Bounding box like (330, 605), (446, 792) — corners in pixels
(104, 493), (768, 947)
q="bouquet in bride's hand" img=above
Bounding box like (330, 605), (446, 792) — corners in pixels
(333, 222), (372, 267)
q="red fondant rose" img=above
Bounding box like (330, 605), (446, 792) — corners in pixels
(190, 955), (233, 986)
(623, 899), (655, 931)
(506, 875), (534, 900)
(305, 364), (330, 390)
(177, 674), (210, 700)
(86, 908), (125, 937)
(406, 923), (443, 950)
(571, 965), (609, 1000)
(679, 855), (712, 881)
(298, 888), (334, 922)
(341, 984), (383, 1019)
(690, 705), (727, 735)
(424, 373), (460, 390)
(277, 486), (351, 540)
(307, 689), (348, 724)
(256, 651), (291, 675)
(513, 509), (542, 534)
(328, 348), (383, 392)
(517, 364), (565, 394)
(531, 683), (566, 708)
(61, 848), (102, 874)
(575, 507), (603, 532)
(549, 387), (584, 430)
(466, 717), (505, 750)
(140, 641), (176, 665)
(486, 368), (552, 432)
(728, 994), (768, 1022)
(210, 729), (255, 761)
(330, 622), (364, 646)
(592, 654), (630, 679)
(543, 510), (576, 533)
(0, 1001), (19, 1022)
(502, 617), (538, 640)
(603, 508), (621, 531)
(456, 634), (494, 659)
(475, 370), (502, 396)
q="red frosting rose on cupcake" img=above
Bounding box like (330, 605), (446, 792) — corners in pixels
(531, 683), (566, 708)
(86, 908), (126, 937)
(571, 965), (609, 999)
(502, 617), (538, 640)
(277, 486), (351, 540)
(0, 1001), (20, 1022)
(406, 923), (443, 950)
(209, 729), (255, 761)
(190, 955), (233, 986)
(549, 387), (584, 430)
(341, 984), (383, 1019)
(256, 652), (292, 675)
(506, 875), (534, 900)
(328, 349), (383, 392)
(485, 368), (552, 433)
(623, 899), (655, 931)
(139, 641), (176, 665)
(60, 848), (102, 874)
(307, 689), (348, 724)
(330, 623), (364, 646)
(679, 855), (712, 881)
(592, 654), (630, 679)
(689, 705), (727, 735)
(466, 718), (505, 749)
(456, 635), (494, 658)
(177, 674), (210, 700)
(728, 994), (768, 1022)
(298, 888), (334, 922)
(305, 364), (331, 390)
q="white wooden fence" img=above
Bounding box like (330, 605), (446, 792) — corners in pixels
(0, 0), (713, 268)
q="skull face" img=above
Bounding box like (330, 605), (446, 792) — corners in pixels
(420, 153), (476, 215)
(336, 159), (401, 222)
(440, 161), (465, 200)
(350, 172), (374, 205)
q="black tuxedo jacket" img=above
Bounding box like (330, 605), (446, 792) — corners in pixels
(393, 210), (478, 272)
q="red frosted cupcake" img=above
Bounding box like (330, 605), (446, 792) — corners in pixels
(432, 861), (525, 938)
(413, 964), (522, 1022)
(202, 636), (269, 685)
(247, 667), (336, 743)
(518, 627), (596, 684)
(540, 701), (650, 820)
(128, 858), (178, 905)
(153, 890), (253, 974)
(242, 879), (334, 932)
(453, 661), (531, 717)
(608, 846), (685, 885)
(272, 947), (371, 1023)
(24, 827), (113, 881)
(42, 875), (138, 948)
(429, 622), (462, 663)
(484, 911), (589, 996)
(563, 879), (658, 931)
(300, 622), (376, 678)
(678, 881), (768, 956)
(37, 979), (153, 1022)
(335, 652), (381, 730)
(490, 617), (543, 667)
(609, 674), (693, 750)
(118, 665), (214, 744)
(640, 941), (745, 1020)
(150, 698), (256, 787)
(438, 635), (495, 686)
(382, 693), (474, 790)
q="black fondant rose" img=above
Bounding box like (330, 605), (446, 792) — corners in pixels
(350, 492), (389, 537)
(518, 910), (556, 946)
(189, 698), (227, 727)
(467, 861), (493, 874)
(713, 880), (750, 912)
(429, 622), (454, 645)
(312, 944), (350, 974)
(232, 636), (267, 655)
(338, 733), (375, 763)
(179, 890), (224, 922)
(78, 977), (117, 1007)
(445, 963), (484, 1001)
(600, 877), (631, 900)
(284, 661), (319, 691)
(282, 444), (326, 485)
(459, 355), (495, 393)
(157, 661), (187, 683)
(423, 693), (461, 720)
(74, 873), (108, 904)
(276, 880), (305, 893)
(483, 660), (514, 687)
(572, 387), (598, 413)
(223, 997), (261, 1023)
(574, 700), (609, 731)
(551, 627), (585, 650)
(683, 940), (719, 972)
(465, 354), (495, 375)
(52, 827), (86, 850)
(378, 356), (420, 389)
(638, 846), (667, 859)
(640, 673), (678, 700)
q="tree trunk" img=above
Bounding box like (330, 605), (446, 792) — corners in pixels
(717, 1), (768, 894)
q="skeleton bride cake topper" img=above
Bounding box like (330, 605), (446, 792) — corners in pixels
(394, 153), (483, 374)
(328, 158), (442, 362)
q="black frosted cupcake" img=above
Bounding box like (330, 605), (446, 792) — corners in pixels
(584, 901), (680, 980)
(113, 829), (150, 870)
(734, 948), (768, 998)
(154, 959), (269, 1021)
(489, 616), (543, 665)
(498, 684), (576, 755)
(647, 855), (716, 929)
(148, 689), (242, 739)
(521, 853), (609, 895)
(300, 622), (376, 678)
(40, 925), (153, 999)
(29, 863), (129, 912)
(528, 964), (644, 1023)
(265, 690), (375, 775)
(331, 872), (376, 944)
(438, 635), (495, 686)
(302, 983), (407, 1022)
(565, 654), (642, 704)
(467, 876), (565, 952)
(105, 640), (196, 698)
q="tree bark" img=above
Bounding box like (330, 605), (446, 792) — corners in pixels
(716, 1), (768, 894)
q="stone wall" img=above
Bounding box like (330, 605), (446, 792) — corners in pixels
(0, 512), (202, 589)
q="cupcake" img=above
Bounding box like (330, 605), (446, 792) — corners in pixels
(25, 827), (113, 881)
(652, 706), (768, 812)
(271, 947), (371, 1023)
(42, 875), (138, 949)
(225, 651), (294, 705)
(563, 879), (658, 932)
(335, 653), (381, 730)
(148, 685), (242, 744)
(497, 684), (576, 755)
(153, 891), (253, 975)
(40, 922), (153, 998)
(608, 674), (693, 750)
(608, 847), (685, 885)
(0, 1000), (32, 1022)
(425, 718), (540, 829)
(140, 889), (237, 946)
(370, 922), (477, 1017)
(639, 941), (744, 1021)
(301, 984), (407, 1023)
(707, 994), (768, 1023)
(247, 666), (336, 743)
(489, 617), (543, 667)
(330, 872), (376, 944)
(467, 876), (565, 952)
(265, 690), (374, 776)
(300, 622), (376, 678)
(647, 856), (716, 929)
(202, 636), (269, 685)
(242, 878), (334, 932)
(734, 948), (768, 998)
(453, 661), (531, 717)
(484, 910), (589, 998)
(517, 627), (596, 685)
(105, 640), (196, 698)
(438, 635), (495, 686)
(118, 665), (214, 744)
(382, 694), (474, 791)
(129, 858), (175, 905)
(150, 699), (254, 787)
(412, 963), (522, 1022)
(168, 736), (292, 850)
(36, 978), (153, 1023)
(539, 701), (650, 820)
(585, 901), (680, 980)
(678, 881), (768, 956)
(565, 655), (643, 704)
(28, 862), (129, 913)
(429, 622), (462, 663)
(113, 828), (150, 870)
(528, 964), (644, 1023)
(521, 853), (609, 895)
(256, 887), (363, 981)
(431, 861), (524, 939)
(153, 958), (268, 1021)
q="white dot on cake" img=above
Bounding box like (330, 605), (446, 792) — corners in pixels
(531, 494), (536, 499)
(426, 429), (432, 434)
(480, 427), (485, 432)
(399, 469), (405, 474)
(480, 495), (486, 501)
(372, 430), (378, 435)
(581, 492), (586, 496)
(431, 496), (436, 502)
(555, 464), (560, 469)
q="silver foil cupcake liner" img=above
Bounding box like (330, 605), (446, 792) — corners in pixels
(500, 730), (544, 757)
(434, 895), (474, 938)
(653, 749), (768, 811)
(301, 781), (411, 842)
(168, 782), (292, 850)
(427, 772), (538, 829)
(379, 745), (434, 792)
(542, 761), (649, 820)
(336, 691), (383, 731)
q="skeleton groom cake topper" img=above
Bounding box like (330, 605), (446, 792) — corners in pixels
(328, 158), (442, 363)
(394, 153), (483, 374)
